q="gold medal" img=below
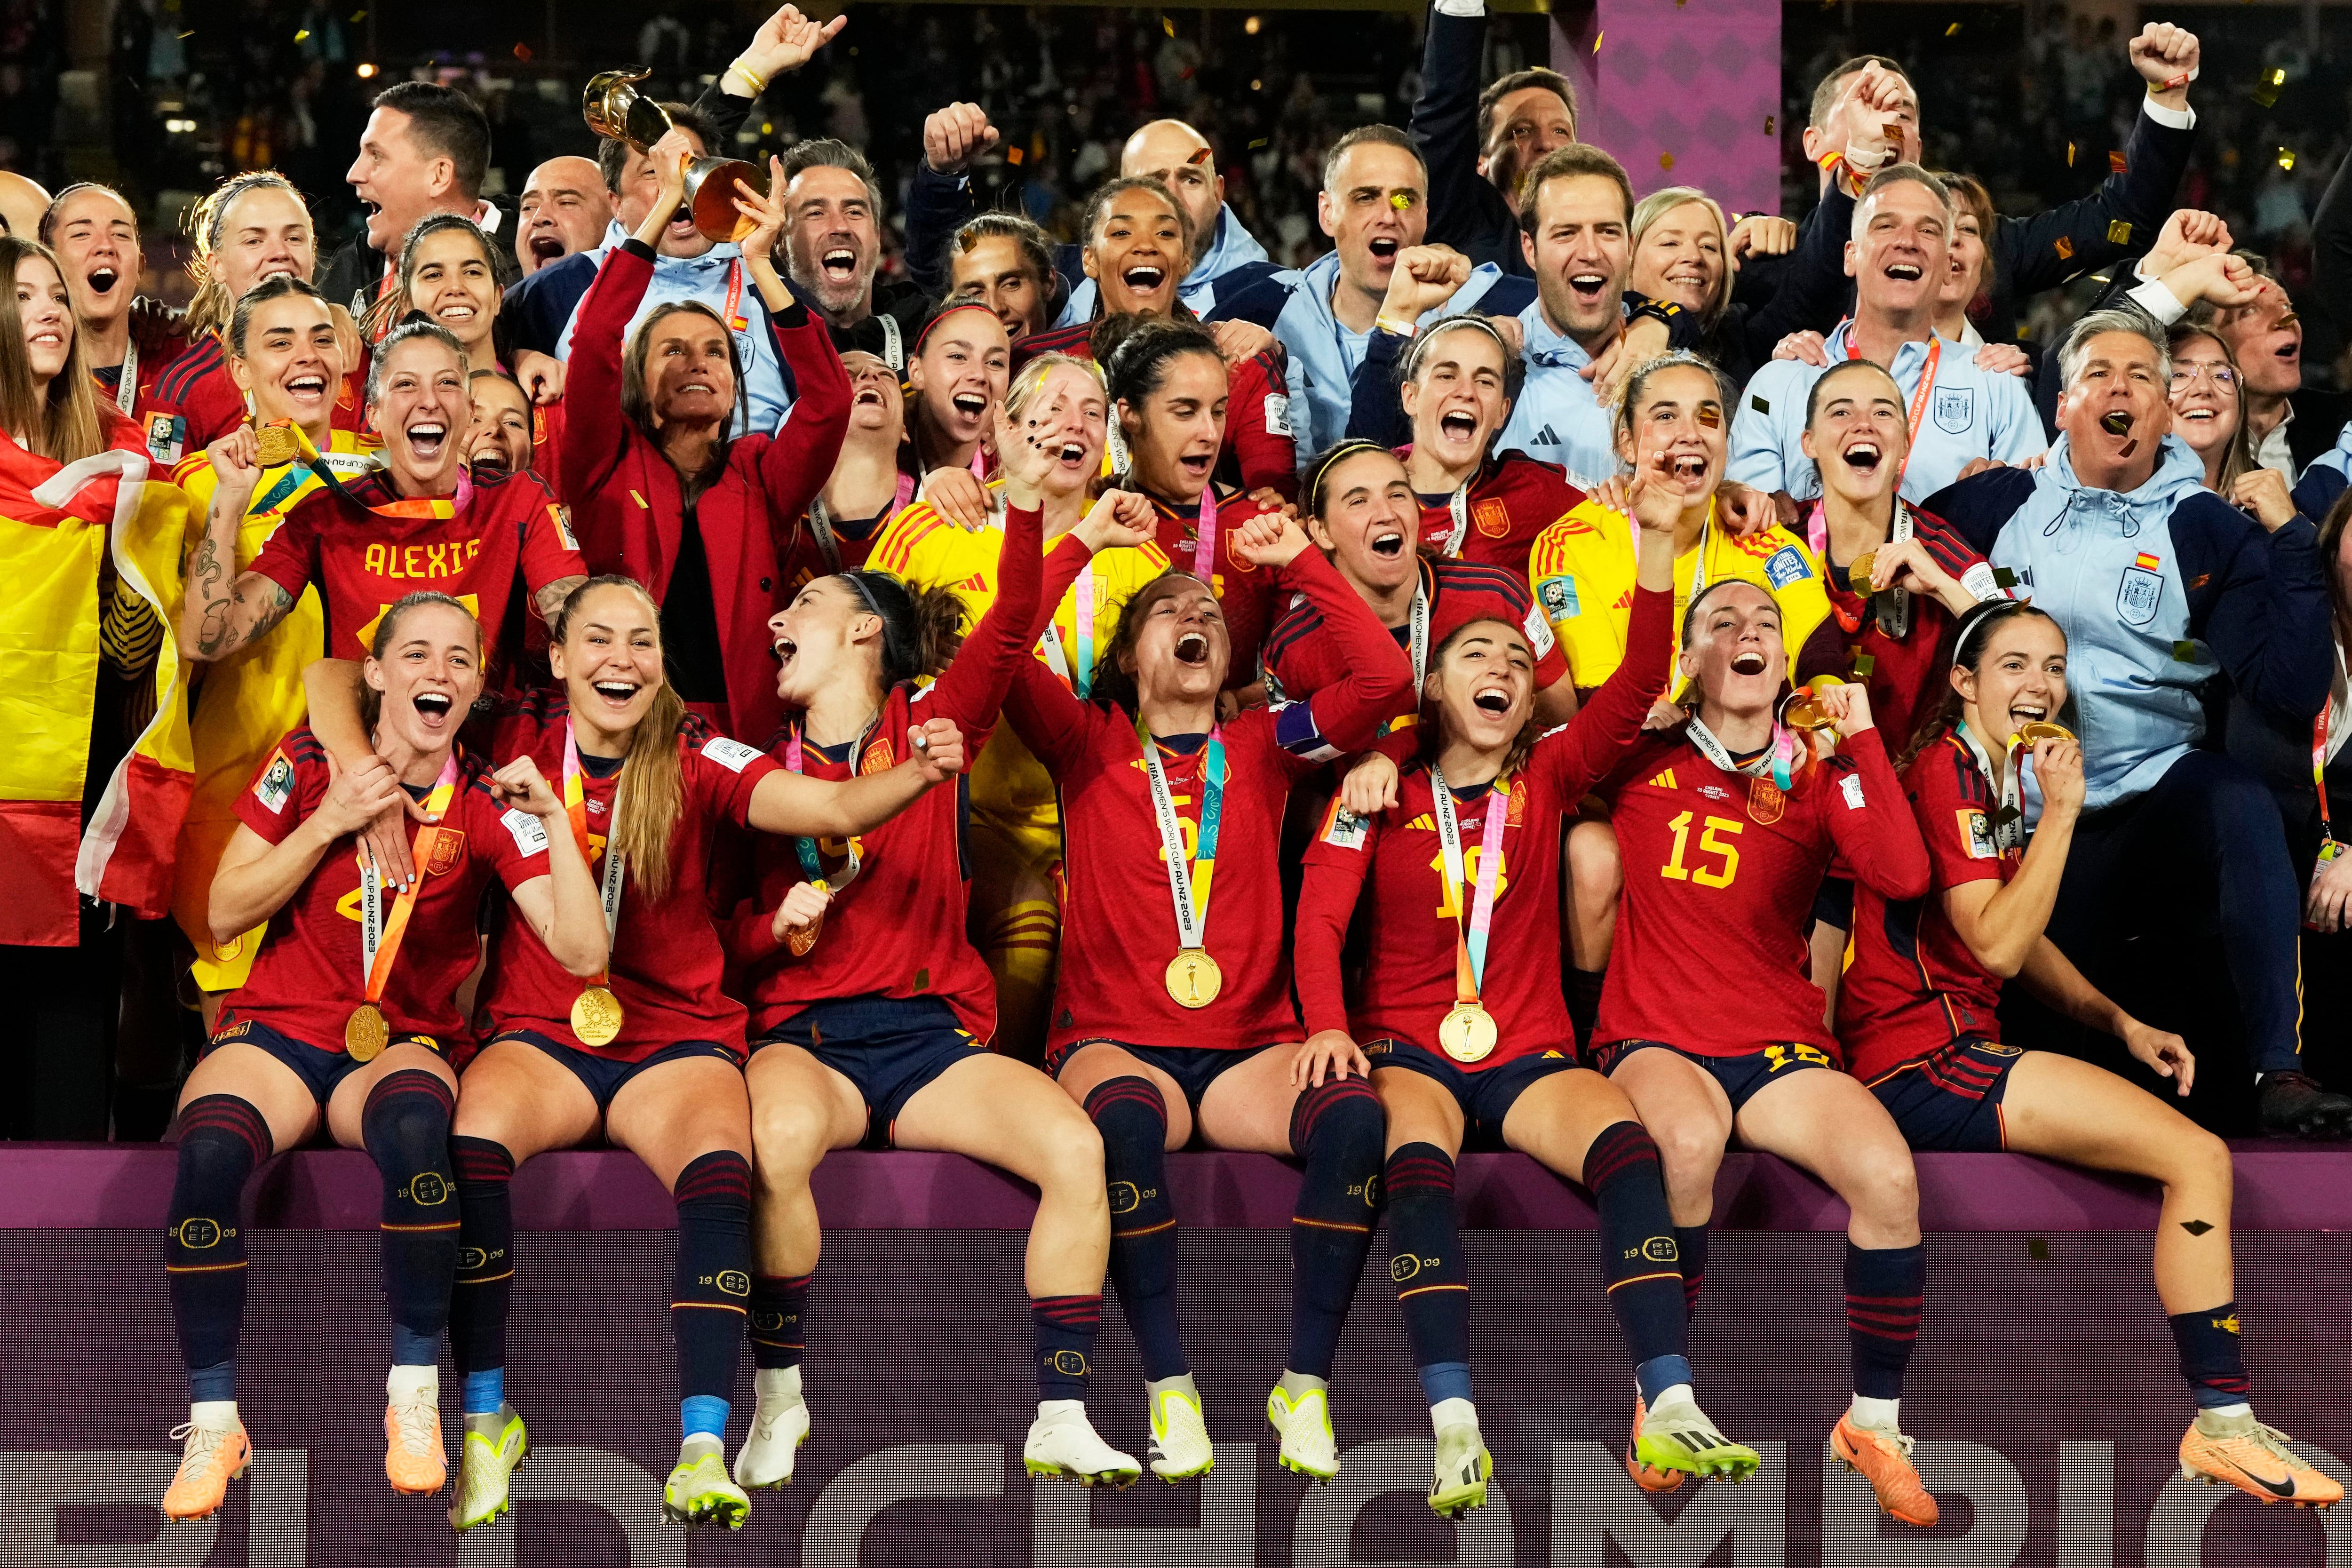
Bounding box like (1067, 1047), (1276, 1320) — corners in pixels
(1439, 1002), (1497, 1063)
(1165, 950), (1224, 1009)
(345, 1002), (389, 1062)
(1847, 550), (1877, 595)
(253, 419), (300, 467)
(1780, 676), (1843, 735)
(2015, 720), (2075, 745)
(570, 984), (625, 1047)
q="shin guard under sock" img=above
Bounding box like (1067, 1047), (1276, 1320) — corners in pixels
(749, 1273), (811, 1371)
(167, 1095), (272, 1401)
(1287, 1076), (1383, 1379)
(449, 1136), (515, 1394)
(1083, 1076), (1187, 1380)
(1585, 1121), (1690, 1399)
(1384, 1142), (1471, 1406)
(2170, 1303), (2253, 1408)
(672, 1151), (755, 1408)
(361, 1069), (459, 1366)
(1033, 1294), (1103, 1402)
(1845, 1242), (1925, 1401)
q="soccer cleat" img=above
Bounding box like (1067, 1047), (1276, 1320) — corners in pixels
(663, 1450), (750, 1529)
(449, 1409), (529, 1532)
(1832, 1413), (1939, 1527)
(1265, 1384), (1338, 1483)
(385, 1392), (447, 1496)
(2180, 1414), (2345, 1509)
(161, 1417), (251, 1522)
(1023, 1407), (1142, 1488)
(2256, 1072), (2352, 1139)
(1624, 1397), (1683, 1493)
(1637, 1390), (1762, 1483)
(1148, 1385), (1215, 1481)
(1428, 1422), (1492, 1520)
(732, 1388), (811, 1490)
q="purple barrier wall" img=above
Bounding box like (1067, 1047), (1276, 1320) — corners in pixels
(6, 1151), (2352, 1565)
(1555, 0), (1785, 216)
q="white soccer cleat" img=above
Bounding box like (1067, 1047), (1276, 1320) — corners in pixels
(1147, 1385), (1215, 1481)
(1024, 1405), (1142, 1488)
(1265, 1383), (1339, 1482)
(732, 1387), (811, 1489)
(449, 1409), (529, 1532)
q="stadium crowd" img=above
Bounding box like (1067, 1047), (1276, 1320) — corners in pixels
(3, 0), (2352, 1541)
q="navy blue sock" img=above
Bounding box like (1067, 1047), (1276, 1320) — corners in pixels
(360, 1069), (459, 1367)
(1033, 1294), (1102, 1401)
(1384, 1142), (1471, 1406)
(1286, 1076), (1383, 1378)
(1676, 1224), (1709, 1322)
(166, 1095), (271, 1403)
(1566, 968), (1606, 1055)
(671, 1151), (754, 1409)
(1845, 1242), (1925, 1401)
(749, 1273), (811, 1370)
(2170, 1304), (2252, 1408)
(1083, 1076), (1187, 1380)
(1585, 1120), (1691, 1402)
(449, 1136), (514, 1393)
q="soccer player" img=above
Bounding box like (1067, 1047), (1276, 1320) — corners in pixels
(946, 212), (1061, 344)
(783, 320), (912, 596)
(730, 428), (1151, 1491)
(1266, 439), (1574, 732)
(169, 279), (381, 1002)
(1298, 451), (1759, 1518)
(559, 143), (849, 743)
(159, 593), (603, 1521)
(360, 215), (563, 463)
(870, 356), (1170, 1056)
(1843, 598), (2344, 1511)
(466, 369), (537, 479)
(1588, 578), (1941, 1528)
(38, 181), (186, 416)
(900, 300), (1011, 484)
(1001, 507), (1410, 1490)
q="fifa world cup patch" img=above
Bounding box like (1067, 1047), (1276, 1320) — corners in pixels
(1262, 394), (1293, 439)
(501, 808), (551, 857)
(700, 736), (765, 773)
(1320, 803), (1369, 851)
(1959, 807), (1997, 860)
(1538, 575), (1579, 620)
(1763, 545), (1811, 589)
(1521, 605), (1556, 656)
(1839, 773), (1866, 810)
(144, 412), (187, 466)
(548, 502), (579, 552)
(252, 751), (296, 814)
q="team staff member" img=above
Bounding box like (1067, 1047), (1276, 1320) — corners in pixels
(513, 156), (614, 278)
(40, 182), (186, 416)
(1589, 580), (1940, 1528)
(1844, 600), (2342, 1509)
(158, 593), (602, 1521)
(1404, 0), (1577, 276)
(944, 213), (1063, 345)
(1000, 503), (1406, 1488)
(170, 279), (380, 1000)
(1266, 440), (1573, 731)
(729, 436), (1152, 1491)
(560, 140), (849, 744)
(871, 358), (1170, 1056)
(1299, 454), (1757, 1519)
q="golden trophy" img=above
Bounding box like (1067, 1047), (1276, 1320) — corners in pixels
(583, 67), (765, 242)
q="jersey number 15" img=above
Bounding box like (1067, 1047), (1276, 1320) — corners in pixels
(1660, 811), (1741, 889)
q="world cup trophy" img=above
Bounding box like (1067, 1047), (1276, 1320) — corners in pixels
(583, 67), (765, 242)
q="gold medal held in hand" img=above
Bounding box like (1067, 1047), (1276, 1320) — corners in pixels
(345, 1002), (390, 1062)
(1847, 550), (1877, 595)
(1165, 950), (1224, 1009)
(570, 984), (625, 1047)
(1780, 676), (1843, 735)
(2015, 720), (2075, 746)
(1438, 1002), (1497, 1063)
(252, 418), (301, 467)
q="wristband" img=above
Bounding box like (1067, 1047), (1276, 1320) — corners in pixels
(2148, 64), (2199, 91)
(723, 58), (768, 97)
(1375, 314), (1420, 338)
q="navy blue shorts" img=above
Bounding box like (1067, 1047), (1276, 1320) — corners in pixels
(497, 1030), (739, 1113)
(1049, 1038), (1269, 1109)
(207, 1016), (439, 1104)
(1365, 1038), (1578, 1150)
(756, 995), (987, 1146)
(1591, 1037), (1835, 1113)
(1868, 1037), (2022, 1152)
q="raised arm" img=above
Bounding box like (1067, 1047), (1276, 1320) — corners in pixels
(1406, 0), (1492, 255)
(906, 102), (996, 297)
(1242, 517), (1414, 764)
(728, 158), (855, 528)
(177, 430), (295, 663)
(1534, 471), (1679, 796)
(743, 723), (966, 839)
(555, 175), (674, 517)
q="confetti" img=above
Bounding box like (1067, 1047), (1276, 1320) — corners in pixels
(2066, 142), (2076, 167)
(1750, 394), (1770, 415)
(1945, 21), (1961, 34)
(2028, 1239), (2050, 1261)
(1162, 16), (1176, 36)
(1853, 653), (1877, 678)
(2279, 148), (2298, 171)
(1764, 114), (1775, 135)
(1593, 31), (1603, 52)
(2108, 151), (2127, 175)
(511, 41), (531, 60)
(2055, 235), (2074, 260)
(2171, 640), (2199, 661)
(1187, 148), (1213, 166)
(1007, 145), (1024, 166)
(1390, 191), (1411, 209)
(1659, 152), (1675, 170)
(1249, 137), (1268, 150)
(294, 27), (310, 40)
(2106, 219), (2131, 245)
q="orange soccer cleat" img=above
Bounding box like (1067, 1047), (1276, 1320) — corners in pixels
(161, 1417), (251, 1522)
(385, 1393), (448, 1496)
(1624, 1398), (1684, 1493)
(2179, 1414), (2344, 1510)
(1831, 1413), (1939, 1528)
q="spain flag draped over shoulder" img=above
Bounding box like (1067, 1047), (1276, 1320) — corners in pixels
(0, 434), (194, 945)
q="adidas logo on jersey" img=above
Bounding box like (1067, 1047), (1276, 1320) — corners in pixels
(1646, 768), (1677, 790)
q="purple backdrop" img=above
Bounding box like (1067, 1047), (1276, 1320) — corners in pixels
(1555, 0), (1784, 216)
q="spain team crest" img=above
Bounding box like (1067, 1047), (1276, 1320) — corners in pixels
(1474, 498), (1510, 538)
(1747, 775), (1786, 825)
(419, 826), (466, 877)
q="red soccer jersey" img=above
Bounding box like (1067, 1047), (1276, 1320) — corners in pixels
(1003, 541), (1412, 1055)
(1795, 506), (1989, 751)
(1263, 554), (1567, 729)
(1838, 731), (2018, 1082)
(1144, 485), (1288, 692)
(1413, 450), (1584, 572)
(477, 692), (783, 1060)
(1014, 322), (1298, 501)
(1593, 725), (1931, 1058)
(148, 331), (367, 458)
(730, 502), (1044, 1041)
(218, 728), (548, 1054)
(1295, 583), (1673, 1063)
(250, 464), (585, 660)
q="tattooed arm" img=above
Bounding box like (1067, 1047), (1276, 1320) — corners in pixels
(177, 428), (299, 663)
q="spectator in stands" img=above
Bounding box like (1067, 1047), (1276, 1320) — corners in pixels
(514, 156), (614, 279)
(1928, 309), (2350, 1138)
(323, 81), (500, 316)
(946, 212), (1061, 345)
(39, 182), (185, 417)
(1731, 167), (2043, 517)
(2199, 159), (2350, 480)
(1406, 0), (1576, 277)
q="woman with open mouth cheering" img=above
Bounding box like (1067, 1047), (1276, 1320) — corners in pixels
(159, 592), (603, 1524)
(561, 131), (852, 748)
(1299, 446), (1758, 1520)
(998, 500), (1409, 1491)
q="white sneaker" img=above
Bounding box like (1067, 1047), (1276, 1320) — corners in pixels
(732, 1386), (810, 1489)
(449, 1409), (528, 1532)
(1147, 1385), (1214, 1481)
(1265, 1383), (1338, 1482)
(1429, 1422), (1492, 1519)
(1023, 1403), (1141, 1488)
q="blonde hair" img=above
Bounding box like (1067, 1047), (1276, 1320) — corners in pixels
(552, 576), (688, 901)
(1, 237), (106, 464)
(183, 172), (311, 341)
(1629, 187), (1733, 328)
(1002, 350), (1107, 495)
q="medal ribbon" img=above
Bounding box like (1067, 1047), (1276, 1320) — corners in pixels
(113, 337), (139, 415)
(1430, 765), (1507, 1008)
(2316, 704), (2336, 850)
(562, 724), (628, 987)
(1809, 499), (1915, 641)
(358, 750), (462, 1009)
(783, 723), (867, 890)
(722, 257), (747, 333)
(1137, 721), (1226, 960)
(1037, 568), (1097, 698)
(1688, 714), (1797, 793)
(1441, 483), (1470, 558)
(1961, 725), (2028, 853)
(1191, 487), (1219, 581)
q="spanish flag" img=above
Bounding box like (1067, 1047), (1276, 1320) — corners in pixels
(0, 430), (195, 945)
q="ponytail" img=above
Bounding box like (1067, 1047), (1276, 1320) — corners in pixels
(551, 575), (687, 901)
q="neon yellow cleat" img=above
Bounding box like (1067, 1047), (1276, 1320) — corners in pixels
(1265, 1384), (1338, 1483)
(663, 1450), (750, 1529)
(1429, 1422), (1492, 1519)
(1023, 1407), (1141, 1488)
(1148, 1386), (1214, 1481)
(449, 1410), (528, 1531)
(1635, 1391), (1761, 1483)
